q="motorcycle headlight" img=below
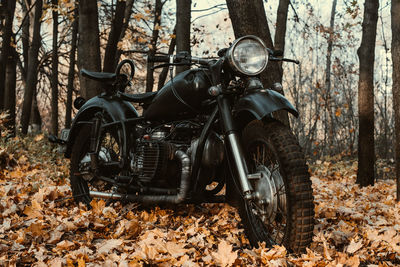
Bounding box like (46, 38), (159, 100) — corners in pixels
(226, 35), (268, 76)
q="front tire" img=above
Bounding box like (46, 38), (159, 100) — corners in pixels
(238, 120), (314, 253)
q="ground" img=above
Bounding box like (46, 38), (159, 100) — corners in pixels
(0, 134), (399, 266)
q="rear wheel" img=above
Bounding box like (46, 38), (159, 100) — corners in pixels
(70, 119), (123, 205)
(237, 120), (314, 253)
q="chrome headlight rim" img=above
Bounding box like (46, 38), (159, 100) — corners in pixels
(226, 35), (268, 76)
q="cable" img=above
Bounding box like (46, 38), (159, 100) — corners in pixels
(169, 67), (201, 113)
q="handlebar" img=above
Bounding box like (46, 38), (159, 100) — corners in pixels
(148, 53), (212, 66)
(148, 55), (170, 63)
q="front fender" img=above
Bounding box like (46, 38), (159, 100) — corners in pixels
(65, 96), (139, 158)
(234, 89), (298, 126)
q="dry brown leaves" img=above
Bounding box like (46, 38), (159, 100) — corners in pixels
(1, 136), (399, 266)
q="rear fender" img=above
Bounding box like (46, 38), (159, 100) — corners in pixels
(234, 89), (298, 127)
(65, 96), (139, 161)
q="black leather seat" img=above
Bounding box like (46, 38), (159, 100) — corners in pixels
(81, 68), (157, 104)
(81, 69), (116, 83)
(118, 91), (157, 104)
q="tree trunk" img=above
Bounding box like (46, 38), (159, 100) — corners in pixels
(65, 7), (78, 129)
(115, 0), (135, 64)
(158, 27), (176, 90)
(77, 0), (102, 100)
(19, 0), (33, 82)
(392, 0), (400, 200)
(20, 0), (43, 135)
(0, 0), (16, 111)
(325, 0), (337, 156)
(30, 89), (42, 133)
(103, 0), (126, 73)
(146, 0), (163, 93)
(176, 0), (191, 74)
(3, 46), (17, 136)
(226, 0), (289, 126)
(51, 0), (59, 135)
(356, 0), (379, 187)
(21, 0), (31, 77)
(274, 0), (289, 83)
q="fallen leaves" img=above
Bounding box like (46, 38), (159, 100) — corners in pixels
(96, 239), (123, 255)
(1, 136), (400, 266)
(55, 240), (75, 251)
(212, 240), (238, 267)
(346, 239), (363, 254)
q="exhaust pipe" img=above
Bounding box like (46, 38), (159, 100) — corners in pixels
(89, 150), (191, 204)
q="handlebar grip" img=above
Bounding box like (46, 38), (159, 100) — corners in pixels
(148, 55), (170, 63)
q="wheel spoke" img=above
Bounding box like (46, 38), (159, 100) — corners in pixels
(248, 139), (288, 245)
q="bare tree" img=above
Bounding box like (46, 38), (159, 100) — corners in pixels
(3, 46), (17, 136)
(115, 0), (135, 64)
(274, 0), (289, 83)
(0, 0), (16, 111)
(356, 0), (379, 187)
(21, 0), (43, 134)
(158, 27), (176, 90)
(78, 0), (102, 99)
(176, 0), (191, 74)
(51, 0), (59, 135)
(392, 0), (400, 200)
(146, 0), (164, 92)
(325, 0), (337, 155)
(65, 7), (79, 129)
(103, 0), (127, 73)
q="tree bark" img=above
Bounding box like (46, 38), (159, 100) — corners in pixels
(21, 0), (31, 77)
(0, 0), (16, 111)
(3, 46), (17, 136)
(65, 7), (78, 129)
(274, 0), (289, 83)
(30, 89), (42, 133)
(356, 0), (379, 187)
(226, 0), (289, 126)
(51, 0), (59, 135)
(392, 0), (400, 200)
(325, 0), (337, 156)
(158, 27), (176, 90)
(103, 0), (126, 73)
(20, 0), (43, 135)
(78, 0), (102, 100)
(176, 0), (191, 74)
(115, 0), (135, 64)
(146, 0), (163, 92)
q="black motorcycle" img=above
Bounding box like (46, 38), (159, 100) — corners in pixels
(52, 35), (314, 252)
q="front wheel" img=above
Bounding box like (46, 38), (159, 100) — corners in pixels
(237, 120), (314, 253)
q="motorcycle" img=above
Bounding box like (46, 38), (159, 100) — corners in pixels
(51, 35), (314, 252)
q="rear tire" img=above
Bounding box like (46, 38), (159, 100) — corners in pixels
(237, 120), (314, 253)
(70, 119), (123, 206)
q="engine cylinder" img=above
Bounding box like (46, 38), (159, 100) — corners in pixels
(131, 140), (174, 183)
(189, 132), (224, 168)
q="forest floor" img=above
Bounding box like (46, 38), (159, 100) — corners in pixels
(0, 134), (399, 266)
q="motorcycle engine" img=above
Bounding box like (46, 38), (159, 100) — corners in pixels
(130, 122), (224, 187)
(130, 129), (177, 185)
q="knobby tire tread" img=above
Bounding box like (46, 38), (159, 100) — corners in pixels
(240, 120), (314, 253)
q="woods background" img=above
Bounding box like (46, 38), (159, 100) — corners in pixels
(0, 0), (399, 188)
(2, 0), (400, 265)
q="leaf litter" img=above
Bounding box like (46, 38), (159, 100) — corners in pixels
(0, 136), (399, 266)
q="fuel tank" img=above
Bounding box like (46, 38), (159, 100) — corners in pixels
(144, 68), (212, 121)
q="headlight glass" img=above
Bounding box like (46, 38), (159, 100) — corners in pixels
(228, 36), (268, 76)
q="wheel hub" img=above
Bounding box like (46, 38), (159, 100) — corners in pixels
(79, 147), (113, 182)
(253, 165), (286, 224)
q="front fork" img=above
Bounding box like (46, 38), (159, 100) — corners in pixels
(217, 96), (257, 200)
